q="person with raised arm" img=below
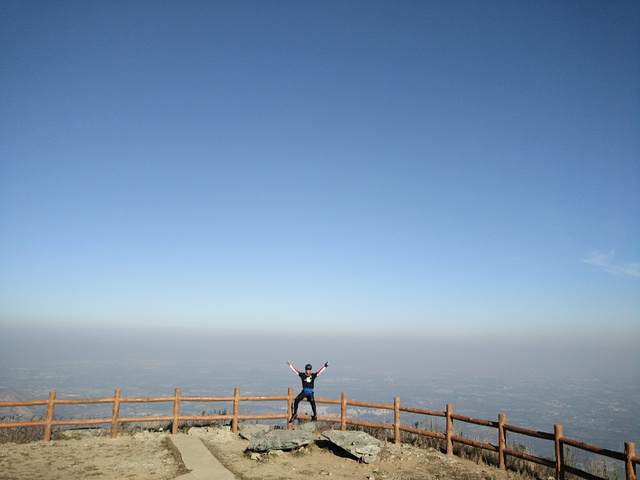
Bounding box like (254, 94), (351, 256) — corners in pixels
(287, 360), (329, 422)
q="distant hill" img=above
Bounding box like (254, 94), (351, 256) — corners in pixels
(0, 388), (42, 419)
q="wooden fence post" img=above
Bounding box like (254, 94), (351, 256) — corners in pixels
(445, 404), (453, 455)
(625, 442), (636, 480)
(394, 397), (401, 445)
(498, 413), (506, 469)
(232, 388), (240, 433)
(172, 388), (181, 434)
(555, 424), (564, 480)
(287, 388), (293, 430)
(111, 389), (121, 438)
(341, 392), (347, 431)
(43, 391), (56, 442)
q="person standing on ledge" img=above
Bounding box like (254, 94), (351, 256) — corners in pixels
(287, 360), (329, 422)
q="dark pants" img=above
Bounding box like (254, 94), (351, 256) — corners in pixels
(293, 391), (316, 416)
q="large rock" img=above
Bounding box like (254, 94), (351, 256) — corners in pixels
(322, 430), (385, 463)
(238, 423), (271, 440)
(293, 421), (317, 432)
(247, 429), (314, 452)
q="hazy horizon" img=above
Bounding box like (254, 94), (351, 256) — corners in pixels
(3, 322), (639, 377)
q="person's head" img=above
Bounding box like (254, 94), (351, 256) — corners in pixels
(305, 364), (312, 373)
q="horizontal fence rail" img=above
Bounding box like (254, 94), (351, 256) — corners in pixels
(1, 388), (637, 480)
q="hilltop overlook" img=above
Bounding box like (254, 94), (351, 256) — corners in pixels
(1, 425), (539, 480)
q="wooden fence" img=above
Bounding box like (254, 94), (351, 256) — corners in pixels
(1, 388), (637, 480)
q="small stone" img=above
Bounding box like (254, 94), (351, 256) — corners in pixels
(250, 452), (261, 461)
(319, 470), (331, 475)
(436, 454), (456, 463)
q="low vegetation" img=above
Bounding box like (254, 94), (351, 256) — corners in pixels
(0, 416), (44, 444)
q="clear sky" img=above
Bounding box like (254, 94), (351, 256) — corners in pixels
(1, 1), (638, 339)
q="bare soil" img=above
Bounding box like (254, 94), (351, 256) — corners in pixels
(0, 430), (187, 480)
(0, 426), (539, 480)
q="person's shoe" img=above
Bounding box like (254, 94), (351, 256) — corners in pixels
(311, 416), (317, 421)
(289, 414), (297, 422)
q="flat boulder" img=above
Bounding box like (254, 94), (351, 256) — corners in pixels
(293, 421), (317, 432)
(322, 430), (385, 463)
(238, 423), (271, 440)
(247, 429), (314, 452)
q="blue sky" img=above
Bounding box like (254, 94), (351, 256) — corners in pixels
(1, 1), (638, 339)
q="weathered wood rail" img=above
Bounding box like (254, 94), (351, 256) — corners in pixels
(1, 388), (637, 480)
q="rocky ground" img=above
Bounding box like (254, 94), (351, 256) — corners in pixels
(0, 425), (542, 480)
